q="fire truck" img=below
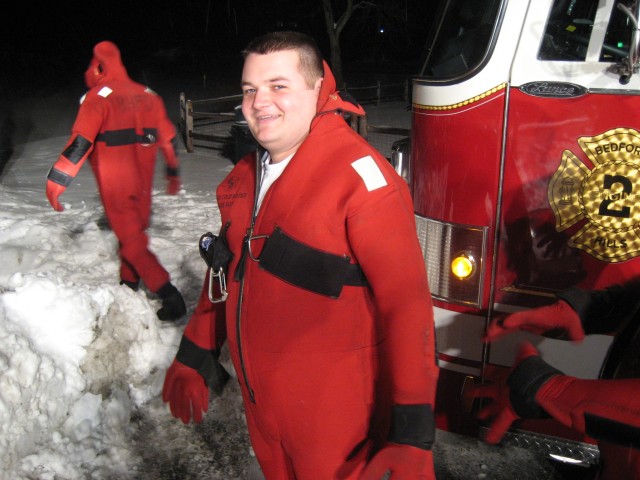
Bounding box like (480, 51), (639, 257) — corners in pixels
(391, 0), (640, 467)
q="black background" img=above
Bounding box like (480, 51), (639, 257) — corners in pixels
(1, 1), (434, 98)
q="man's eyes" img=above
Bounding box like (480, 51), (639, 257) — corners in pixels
(242, 85), (287, 95)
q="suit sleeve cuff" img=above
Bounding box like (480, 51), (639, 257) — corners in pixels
(176, 336), (229, 395)
(389, 404), (435, 450)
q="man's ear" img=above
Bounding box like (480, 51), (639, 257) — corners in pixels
(314, 77), (323, 95)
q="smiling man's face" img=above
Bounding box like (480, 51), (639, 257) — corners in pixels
(241, 49), (322, 163)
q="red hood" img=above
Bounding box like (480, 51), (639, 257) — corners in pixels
(315, 60), (365, 117)
(84, 41), (129, 88)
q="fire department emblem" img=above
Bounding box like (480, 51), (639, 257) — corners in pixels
(548, 128), (640, 262)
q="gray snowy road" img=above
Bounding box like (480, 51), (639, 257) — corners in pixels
(128, 360), (594, 480)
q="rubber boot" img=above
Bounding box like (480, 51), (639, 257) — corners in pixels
(156, 282), (186, 321)
(119, 279), (140, 291)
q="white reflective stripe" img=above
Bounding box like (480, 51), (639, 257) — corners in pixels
(79, 93), (87, 105)
(351, 156), (387, 191)
(98, 86), (113, 98)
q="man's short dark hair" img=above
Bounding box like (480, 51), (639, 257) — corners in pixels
(242, 31), (324, 88)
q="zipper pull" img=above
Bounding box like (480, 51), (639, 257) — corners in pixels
(234, 226), (253, 281)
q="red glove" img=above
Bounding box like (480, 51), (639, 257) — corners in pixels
(467, 342), (561, 444)
(361, 444), (435, 480)
(166, 175), (181, 195)
(46, 179), (66, 212)
(165, 165), (181, 195)
(162, 360), (209, 424)
(472, 343), (640, 450)
(485, 300), (584, 343)
(535, 371), (640, 442)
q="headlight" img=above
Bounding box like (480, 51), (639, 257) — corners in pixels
(415, 215), (487, 308)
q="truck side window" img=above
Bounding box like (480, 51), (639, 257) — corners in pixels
(538, 0), (600, 61)
(421, 0), (502, 79)
(599, 0), (632, 62)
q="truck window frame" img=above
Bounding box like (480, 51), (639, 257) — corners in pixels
(419, 0), (505, 81)
(538, 0), (631, 63)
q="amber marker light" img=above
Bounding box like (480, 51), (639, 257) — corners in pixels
(451, 253), (475, 280)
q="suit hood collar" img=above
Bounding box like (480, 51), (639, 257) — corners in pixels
(315, 60), (365, 117)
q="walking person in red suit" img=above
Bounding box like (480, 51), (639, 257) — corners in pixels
(45, 41), (185, 321)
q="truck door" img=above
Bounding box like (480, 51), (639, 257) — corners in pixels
(406, 0), (640, 464)
(493, 0), (640, 374)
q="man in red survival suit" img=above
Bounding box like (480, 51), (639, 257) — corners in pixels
(469, 276), (640, 479)
(45, 41), (186, 321)
(162, 31), (439, 479)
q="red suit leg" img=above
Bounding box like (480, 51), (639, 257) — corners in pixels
(242, 349), (378, 479)
(92, 156), (170, 292)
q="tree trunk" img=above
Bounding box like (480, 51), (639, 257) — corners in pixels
(329, 35), (344, 89)
(322, 0), (354, 90)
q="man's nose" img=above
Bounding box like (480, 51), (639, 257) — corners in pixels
(252, 88), (272, 108)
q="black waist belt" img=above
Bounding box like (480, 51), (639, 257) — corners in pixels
(257, 227), (368, 298)
(96, 128), (158, 146)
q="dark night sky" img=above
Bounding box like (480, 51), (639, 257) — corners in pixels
(3, 2), (254, 95)
(1, 1), (433, 106)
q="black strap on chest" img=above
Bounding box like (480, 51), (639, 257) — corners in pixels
(258, 227), (368, 298)
(96, 128), (158, 146)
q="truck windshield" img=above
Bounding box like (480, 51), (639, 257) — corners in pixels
(538, 0), (632, 62)
(420, 0), (634, 78)
(419, 0), (503, 79)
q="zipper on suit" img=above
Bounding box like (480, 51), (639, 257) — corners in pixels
(234, 150), (267, 403)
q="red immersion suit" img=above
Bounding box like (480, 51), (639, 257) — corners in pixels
(552, 281), (640, 479)
(168, 62), (439, 478)
(476, 278), (640, 479)
(46, 41), (181, 294)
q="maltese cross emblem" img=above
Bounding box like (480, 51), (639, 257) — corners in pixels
(548, 128), (640, 263)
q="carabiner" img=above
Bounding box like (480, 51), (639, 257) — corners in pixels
(247, 234), (270, 262)
(208, 266), (228, 303)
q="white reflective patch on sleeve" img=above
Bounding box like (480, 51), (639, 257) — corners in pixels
(79, 93), (87, 105)
(351, 156), (387, 191)
(98, 86), (113, 98)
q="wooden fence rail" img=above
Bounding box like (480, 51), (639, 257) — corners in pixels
(179, 80), (409, 156)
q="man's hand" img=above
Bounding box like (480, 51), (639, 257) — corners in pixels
(467, 342), (561, 444)
(166, 166), (181, 195)
(360, 443), (435, 480)
(485, 300), (584, 343)
(46, 179), (66, 212)
(162, 360), (209, 424)
(467, 378), (521, 444)
(167, 175), (181, 195)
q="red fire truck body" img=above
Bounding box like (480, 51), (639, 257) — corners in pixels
(394, 0), (640, 464)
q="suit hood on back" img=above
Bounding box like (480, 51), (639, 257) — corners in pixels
(84, 41), (129, 88)
(315, 60), (365, 118)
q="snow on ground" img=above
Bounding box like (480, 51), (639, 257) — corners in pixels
(0, 125), (258, 479)
(0, 90), (587, 480)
